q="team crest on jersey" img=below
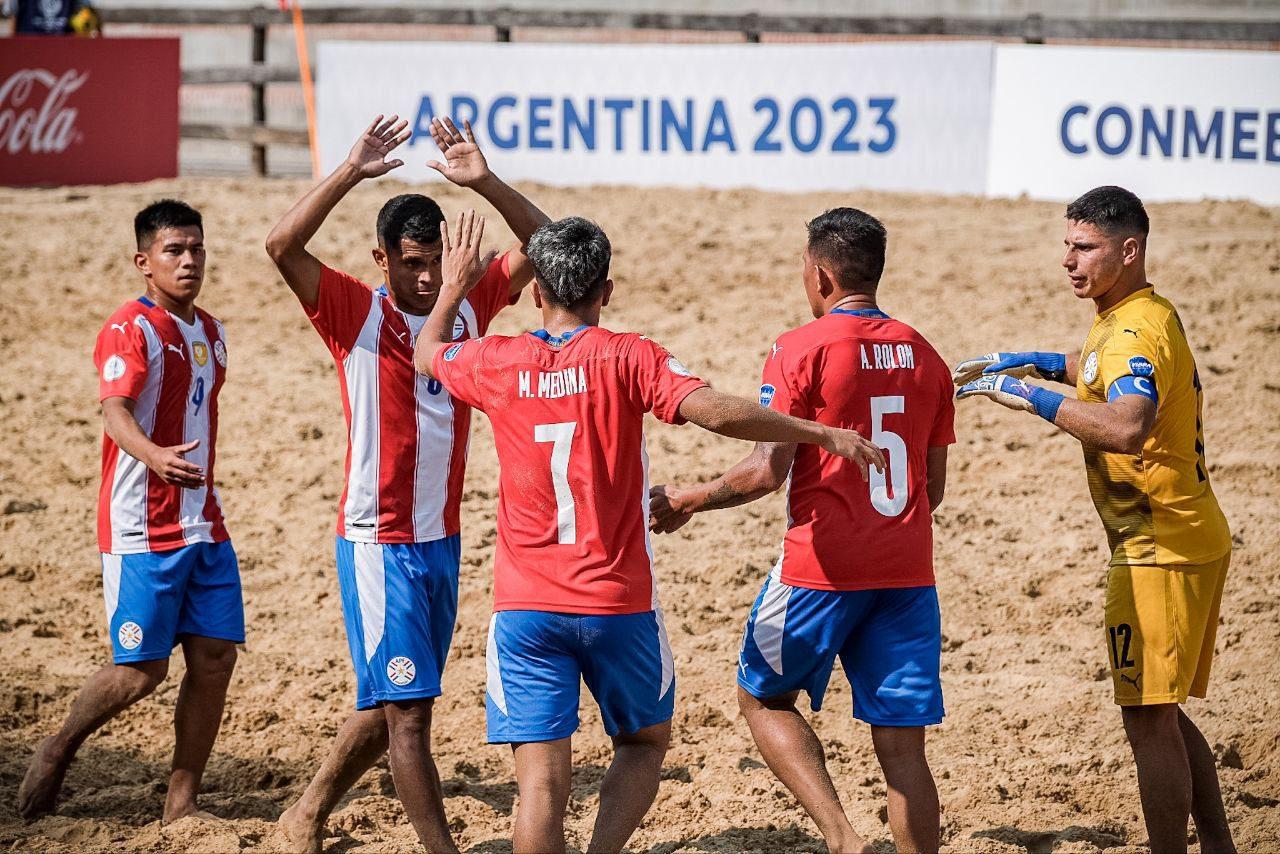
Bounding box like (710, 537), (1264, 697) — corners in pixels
(214, 339), (227, 367)
(1082, 351), (1099, 384)
(118, 621), (143, 650)
(192, 341), (209, 366)
(443, 343), (464, 361)
(452, 316), (466, 340)
(102, 355), (127, 382)
(667, 357), (692, 377)
(759, 384), (776, 407)
(1128, 356), (1154, 378)
(387, 656), (416, 686)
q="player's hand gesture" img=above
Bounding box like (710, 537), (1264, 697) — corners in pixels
(427, 117), (492, 188)
(346, 114), (411, 179)
(648, 484), (694, 534)
(147, 439), (205, 489)
(952, 351), (1067, 385)
(440, 209), (494, 296)
(955, 374), (1039, 414)
(819, 428), (886, 482)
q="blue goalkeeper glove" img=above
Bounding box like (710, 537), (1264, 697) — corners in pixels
(955, 374), (1064, 423)
(951, 351), (1067, 385)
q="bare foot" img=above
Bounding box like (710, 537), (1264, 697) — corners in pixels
(17, 737), (70, 820)
(277, 803), (324, 854)
(161, 805), (219, 824)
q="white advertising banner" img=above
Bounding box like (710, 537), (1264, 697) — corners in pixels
(987, 45), (1280, 204)
(317, 41), (995, 194)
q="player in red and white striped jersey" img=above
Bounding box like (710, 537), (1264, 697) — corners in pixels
(417, 215), (884, 854)
(20, 201), (243, 824)
(267, 115), (549, 853)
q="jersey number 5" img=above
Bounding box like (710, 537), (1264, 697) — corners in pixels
(869, 395), (908, 517)
(535, 421), (577, 544)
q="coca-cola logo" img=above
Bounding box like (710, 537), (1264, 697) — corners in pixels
(0, 68), (88, 155)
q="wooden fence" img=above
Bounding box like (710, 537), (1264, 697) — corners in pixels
(102, 5), (1280, 176)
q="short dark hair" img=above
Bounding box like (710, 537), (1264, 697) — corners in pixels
(805, 207), (887, 291)
(527, 217), (612, 309)
(135, 199), (202, 250)
(1066, 185), (1149, 238)
(376, 194), (445, 251)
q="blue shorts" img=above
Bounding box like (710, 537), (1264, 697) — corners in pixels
(485, 610), (675, 744)
(738, 566), (944, 727)
(335, 535), (460, 710)
(101, 540), (244, 664)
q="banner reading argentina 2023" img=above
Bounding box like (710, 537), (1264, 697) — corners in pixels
(316, 42), (995, 194)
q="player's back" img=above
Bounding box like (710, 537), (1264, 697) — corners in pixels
(763, 309), (955, 590)
(434, 325), (707, 614)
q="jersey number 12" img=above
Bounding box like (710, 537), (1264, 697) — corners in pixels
(535, 421), (577, 544)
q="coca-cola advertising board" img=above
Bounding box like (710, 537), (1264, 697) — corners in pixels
(0, 38), (179, 186)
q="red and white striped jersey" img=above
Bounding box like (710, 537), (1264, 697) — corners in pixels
(95, 297), (230, 554)
(432, 327), (708, 614)
(305, 254), (515, 543)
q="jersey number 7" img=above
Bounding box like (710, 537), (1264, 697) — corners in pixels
(535, 421), (577, 544)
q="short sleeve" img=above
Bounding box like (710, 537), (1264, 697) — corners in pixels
(759, 340), (810, 419)
(627, 337), (709, 425)
(432, 337), (488, 410)
(95, 315), (149, 402)
(930, 369), (957, 447)
(468, 252), (517, 335)
(1099, 323), (1164, 401)
(304, 266), (375, 358)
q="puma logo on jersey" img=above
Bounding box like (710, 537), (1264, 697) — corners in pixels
(771, 342), (783, 358)
(166, 343), (186, 359)
(1123, 328), (1139, 337)
(110, 322), (130, 334)
(1119, 671), (1143, 691)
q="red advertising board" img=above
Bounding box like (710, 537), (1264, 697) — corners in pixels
(0, 37), (179, 186)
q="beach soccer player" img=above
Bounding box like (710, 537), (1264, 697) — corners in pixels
(649, 208), (955, 854)
(265, 115), (549, 852)
(415, 213), (885, 854)
(19, 200), (243, 824)
(953, 186), (1235, 854)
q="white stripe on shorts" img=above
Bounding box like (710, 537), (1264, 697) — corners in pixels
(486, 613), (508, 715)
(101, 553), (123, 622)
(752, 559), (791, 676)
(353, 543), (386, 663)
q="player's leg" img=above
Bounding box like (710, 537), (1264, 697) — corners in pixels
(165, 540), (245, 822)
(580, 610), (675, 853)
(1177, 709), (1235, 854)
(384, 697), (456, 852)
(20, 548), (189, 818)
(870, 727), (938, 854)
(844, 587), (945, 854)
(1123, 703), (1192, 853)
(486, 611), (582, 853)
(511, 737), (573, 854)
(736, 567), (871, 853)
(18, 658), (169, 818)
(278, 708), (388, 853)
(166, 635), (237, 822)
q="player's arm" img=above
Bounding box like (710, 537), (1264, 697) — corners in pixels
(678, 387), (884, 475)
(955, 374), (1156, 454)
(427, 117), (550, 294)
(265, 115), (411, 307)
(952, 351), (1076, 387)
(102, 397), (204, 489)
(414, 210), (491, 378)
(649, 441), (795, 534)
(926, 446), (947, 511)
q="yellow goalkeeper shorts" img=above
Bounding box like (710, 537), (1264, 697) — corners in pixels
(1103, 551), (1229, 706)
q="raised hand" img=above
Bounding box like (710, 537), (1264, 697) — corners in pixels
(346, 114), (411, 179)
(952, 351), (1067, 385)
(427, 117), (492, 188)
(440, 209), (493, 296)
(147, 439), (205, 489)
(819, 428), (886, 482)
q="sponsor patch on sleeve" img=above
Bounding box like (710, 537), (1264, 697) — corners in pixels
(759, 383), (776, 407)
(443, 343), (464, 362)
(102, 354), (127, 382)
(667, 356), (692, 377)
(1128, 355), (1155, 378)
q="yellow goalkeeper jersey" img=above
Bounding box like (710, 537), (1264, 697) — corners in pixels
(1076, 287), (1231, 566)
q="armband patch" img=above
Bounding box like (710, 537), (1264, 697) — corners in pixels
(1107, 374), (1158, 405)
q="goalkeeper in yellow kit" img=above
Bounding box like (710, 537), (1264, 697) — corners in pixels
(954, 186), (1234, 854)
